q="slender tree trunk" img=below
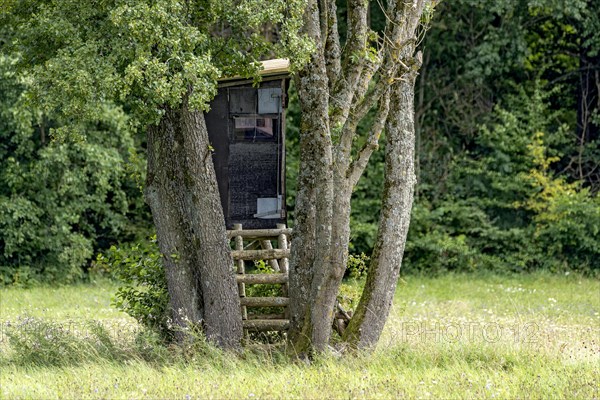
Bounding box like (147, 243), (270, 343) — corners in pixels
(343, 59), (419, 349)
(287, 139), (317, 343)
(145, 97), (242, 348)
(306, 179), (352, 349)
(302, 184), (351, 351)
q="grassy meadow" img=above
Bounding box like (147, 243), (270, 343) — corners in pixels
(0, 272), (598, 399)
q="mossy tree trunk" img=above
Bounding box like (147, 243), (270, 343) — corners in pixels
(343, 55), (419, 348)
(288, 0), (432, 355)
(145, 96), (242, 348)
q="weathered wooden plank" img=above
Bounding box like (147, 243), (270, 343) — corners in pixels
(276, 223), (290, 320)
(240, 297), (289, 307)
(231, 249), (290, 260)
(233, 223), (247, 320)
(227, 228), (292, 239)
(236, 273), (288, 284)
(247, 313), (286, 320)
(242, 319), (290, 331)
(276, 224), (289, 274)
(261, 240), (280, 271)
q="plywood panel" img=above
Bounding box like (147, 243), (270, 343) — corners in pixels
(229, 142), (279, 219)
(229, 88), (256, 114)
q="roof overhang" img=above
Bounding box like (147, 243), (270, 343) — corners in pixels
(218, 58), (290, 86)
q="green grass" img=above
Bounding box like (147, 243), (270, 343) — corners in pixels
(1, 273), (598, 399)
(0, 279), (126, 321)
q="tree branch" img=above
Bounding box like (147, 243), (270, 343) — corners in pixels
(333, 0), (429, 175)
(348, 87), (391, 186)
(342, 0), (426, 133)
(329, 0), (369, 129)
(323, 0), (341, 92)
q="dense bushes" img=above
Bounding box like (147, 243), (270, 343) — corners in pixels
(342, 0), (599, 275)
(1, 0), (598, 285)
(0, 56), (150, 285)
(344, 83), (599, 275)
(379, 90), (599, 275)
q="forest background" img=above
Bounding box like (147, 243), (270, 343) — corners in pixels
(1, 0), (598, 286)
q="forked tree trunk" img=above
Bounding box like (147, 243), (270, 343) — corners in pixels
(287, 0), (334, 355)
(144, 98), (242, 348)
(288, 0), (431, 355)
(343, 60), (419, 349)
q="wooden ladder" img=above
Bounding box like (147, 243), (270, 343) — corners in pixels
(228, 223), (291, 333)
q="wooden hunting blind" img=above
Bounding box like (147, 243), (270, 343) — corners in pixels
(205, 59), (289, 229)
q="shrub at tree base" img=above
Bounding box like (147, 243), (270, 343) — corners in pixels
(96, 237), (170, 340)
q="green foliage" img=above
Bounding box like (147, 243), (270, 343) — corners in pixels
(96, 236), (171, 339)
(336, 278), (364, 312)
(337, 1), (600, 275)
(0, 56), (149, 286)
(346, 252), (370, 279)
(2, 0), (312, 125)
(403, 88), (599, 275)
(405, 200), (534, 274)
(520, 132), (600, 271)
(1, 0), (311, 285)
(349, 136), (385, 253)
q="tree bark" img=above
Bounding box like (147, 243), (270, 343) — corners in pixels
(343, 57), (419, 349)
(145, 97), (242, 348)
(287, 0), (334, 355)
(288, 0), (432, 355)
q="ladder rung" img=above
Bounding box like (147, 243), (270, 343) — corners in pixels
(236, 273), (288, 284)
(243, 319), (289, 331)
(247, 313), (286, 320)
(232, 249), (290, 260)
(240, 297), (289, 307)
(228, 228), (292, 239)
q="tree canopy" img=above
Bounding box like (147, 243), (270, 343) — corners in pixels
(2, 0), (311, 125)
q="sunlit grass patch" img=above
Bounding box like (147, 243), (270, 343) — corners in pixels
(0, 272), (598, 399)
(383, 272), (599, 365)
(1, 343), (597, 399)
(0, 278), (127, 321)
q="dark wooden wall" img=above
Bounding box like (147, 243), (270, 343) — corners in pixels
(205, 77), (287, 229)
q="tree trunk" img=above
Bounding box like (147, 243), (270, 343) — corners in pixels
(300, 184), (352, 351)
(343, 59), (419, 349)
(288, 0), (432, 355)
(287, 0), (335, 355)
(145, 98), (242, 348)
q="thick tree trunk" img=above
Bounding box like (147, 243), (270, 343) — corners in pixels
(145, 98), (242, 348)
(288, 0), (431, 355)
(302, 183), (351, 351)
(287, 0), (334, 355)
(343, 63), (419, 349)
